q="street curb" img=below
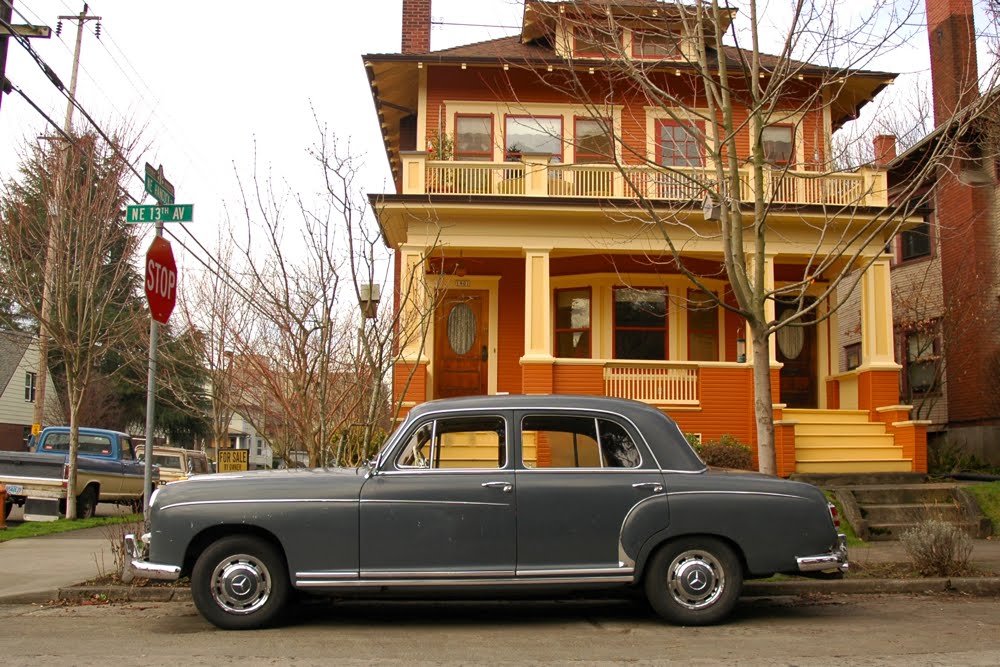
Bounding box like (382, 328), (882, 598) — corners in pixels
(40, 577), (1000, 604)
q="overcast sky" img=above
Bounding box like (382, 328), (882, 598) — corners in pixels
(1, 0), (996, 284)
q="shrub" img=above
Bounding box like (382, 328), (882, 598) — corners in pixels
(927, 436), (993, 475)
(899, 519), (973, 577)
(691, 434), (755, 471)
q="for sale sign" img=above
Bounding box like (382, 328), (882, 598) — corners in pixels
(217, 449), (249, 472)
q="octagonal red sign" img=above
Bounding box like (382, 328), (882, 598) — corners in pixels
(145, 236), (177, 324)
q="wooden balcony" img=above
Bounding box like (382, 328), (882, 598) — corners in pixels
(400, 152), (888, 208)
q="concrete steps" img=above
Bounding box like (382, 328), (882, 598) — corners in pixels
(785, 409), (912, 475)
(831, 483), (992, 541)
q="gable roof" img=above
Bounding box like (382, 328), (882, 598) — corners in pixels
(0, 330), (32, 397)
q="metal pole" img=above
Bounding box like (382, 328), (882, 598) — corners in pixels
(142, 219), (163, 524)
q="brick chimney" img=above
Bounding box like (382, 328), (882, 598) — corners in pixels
(926, 0), (979, 127)
(873, 134), (897, 167)
(402, 0), (432, 54)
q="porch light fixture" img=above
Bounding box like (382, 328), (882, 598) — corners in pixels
(359, 283), (382, 320)
(737, 336), (746, 363)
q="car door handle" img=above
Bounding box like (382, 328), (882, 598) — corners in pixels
(632, 482), (664, 493)
(481, 481), (513, 493)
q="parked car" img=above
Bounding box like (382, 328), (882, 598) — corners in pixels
(125, 395), (846, 630)
(135, 445), (211, 485)
(1, 427), (153, 520)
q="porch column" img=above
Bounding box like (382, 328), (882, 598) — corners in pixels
(744, 253), (777, 365)
(857, 256), (901, 417)
(396, 244), (431, 405)
(522, 248), (554, 393)
(859, 257), (897, 369)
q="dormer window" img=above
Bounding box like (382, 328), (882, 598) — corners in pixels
(573, 27), (623, 58)
(762, 125), (794, 165)
(632, 30), (682, 60)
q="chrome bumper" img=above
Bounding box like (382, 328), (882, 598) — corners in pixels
(796, 534), (849, 573)
(123, 533), (182, 582)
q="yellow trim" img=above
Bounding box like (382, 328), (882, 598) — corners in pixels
(417, 67), (428, 152)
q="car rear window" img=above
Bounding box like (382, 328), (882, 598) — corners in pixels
(521, 415), (641, 469)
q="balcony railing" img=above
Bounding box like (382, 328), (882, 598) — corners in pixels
(401, 152), (888, 208)
(604, 363), (699, 405)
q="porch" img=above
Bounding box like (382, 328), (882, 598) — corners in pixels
(390, 250), (928, 477)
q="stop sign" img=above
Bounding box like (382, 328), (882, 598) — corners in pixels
(145, 236), (177, 324)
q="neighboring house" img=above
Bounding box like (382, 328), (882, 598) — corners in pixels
(886, 0), (1000, 463)
(226, 410), (275, 470)
(0, 330), (60, 451)
(365, 0), (929, 476)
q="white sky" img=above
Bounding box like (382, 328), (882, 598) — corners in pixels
(1, 0), (996, 289)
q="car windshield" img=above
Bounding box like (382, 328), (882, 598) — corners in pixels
(150, 454), (183, 470)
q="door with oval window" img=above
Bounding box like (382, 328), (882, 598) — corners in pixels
(776, 298), (817, 408)
(435, 290), (489, 398)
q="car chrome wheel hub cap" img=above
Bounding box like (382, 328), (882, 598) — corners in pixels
(667, 550), (724, 610)
(210, 554), (271, 615)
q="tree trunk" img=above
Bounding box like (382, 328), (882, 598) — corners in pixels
(65, 401), (80, 519)
(751, 329), (777, 476)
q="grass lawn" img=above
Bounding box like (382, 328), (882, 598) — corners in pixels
(0, 514), (143, 543)
(824, 491), (863, 546)
(966, 481), (1000, 535)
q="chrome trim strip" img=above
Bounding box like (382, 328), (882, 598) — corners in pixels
(515, 566), (634, 577)
(160, 498), (357, 511)
(665, 490), (807, 501)
(360, 569), (514, 579)
(516, 468), (655, 474)
(295, 575), (634, 588)
(296, 571), (358, 579)
(379, 469), (510, 476)
(360, 498), (509, 507)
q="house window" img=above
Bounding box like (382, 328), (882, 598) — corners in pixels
(687, 290), (719, 361)
(614, 287), (668, 360)
(256, 438), (264, 456)
(555, 288), (591, 358)
(762, 125), (794, 165)
(454, 114), (494, 161)
(844, 342), (861, 371)
(574, 118), (613, 163)
(632, 30), (682, 59)
(505, 116), (563, 162)
(24, 371), (36, 402)
(900, 221), (931, 261)
(656, 120), (704, 167)
(905, 330), (939, 395)
(573, 27), (622, 58)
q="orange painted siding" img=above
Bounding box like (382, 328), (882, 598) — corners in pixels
(522, 363), (554, 394)
(857, 369), (899, 419)
(393, 362), (427, 405)
(667, 366), (756, 447)
(826, 379), (840, 409)
(553, 364), (605, 395)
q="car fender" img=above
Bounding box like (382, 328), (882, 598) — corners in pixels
(618, 493), (670, 569)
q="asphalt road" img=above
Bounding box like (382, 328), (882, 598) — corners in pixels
(1, 594), (997, 665)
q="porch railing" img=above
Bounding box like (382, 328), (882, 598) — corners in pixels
(603, 363), (699, 405)
(404, 153), (887, 208)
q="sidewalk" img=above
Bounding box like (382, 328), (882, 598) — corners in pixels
(1, 527), (998, 604)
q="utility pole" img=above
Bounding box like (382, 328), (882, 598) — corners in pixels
(31, 3), (99, 443)
(0, 1), (53, 111)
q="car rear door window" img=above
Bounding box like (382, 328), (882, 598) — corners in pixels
(521, 415), (641, 469)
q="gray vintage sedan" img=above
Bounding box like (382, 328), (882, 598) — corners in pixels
(125, 395), (846, 630)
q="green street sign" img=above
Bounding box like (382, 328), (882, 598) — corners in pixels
(126, 204), (193, 223)
(144, 162), (175, 205)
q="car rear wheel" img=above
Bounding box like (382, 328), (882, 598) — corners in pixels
(191, 535), (290, 630)
(644, 537), (743, 626)
(76, 486), (98, 519)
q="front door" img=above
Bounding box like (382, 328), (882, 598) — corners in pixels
(776, 299), (817, 409)
(435, 289), (489, 398)
(359, 413), (515, 577)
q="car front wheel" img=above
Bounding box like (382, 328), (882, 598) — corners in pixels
(191, 535), (290, 630)
(644, 536), (743, 626)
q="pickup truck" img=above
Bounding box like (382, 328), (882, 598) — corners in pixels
(1, 426), (153, 521)
(135, 445), (211, 484)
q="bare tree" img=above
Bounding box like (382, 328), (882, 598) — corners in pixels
(0, 129), (143, 517)
(504, 0), (998, 473)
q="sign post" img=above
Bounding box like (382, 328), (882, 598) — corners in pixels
(138, 163), (186, 523)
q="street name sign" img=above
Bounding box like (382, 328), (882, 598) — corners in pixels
(127, 204), (193, 223)
(145, 236), (177, 324)
(217, 449), (249, 472)
(144, 162), (175, 205)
